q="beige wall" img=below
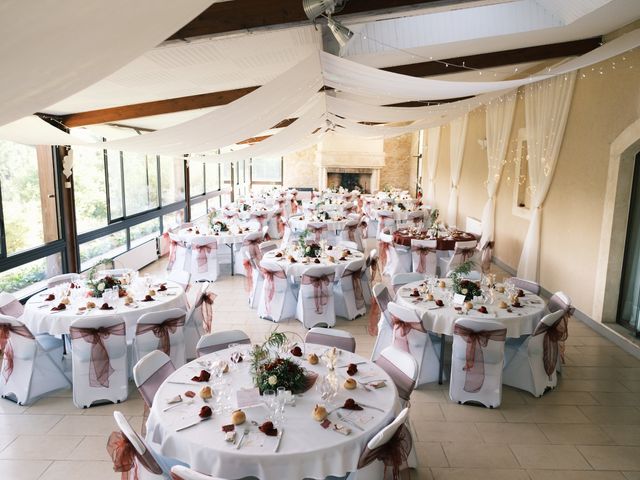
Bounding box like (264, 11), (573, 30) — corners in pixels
(424, 48), (640, 319)
(380, 133), (416, 192)
(282, 145), (317, 189)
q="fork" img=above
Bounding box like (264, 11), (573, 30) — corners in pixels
(336, 412), (364, 431)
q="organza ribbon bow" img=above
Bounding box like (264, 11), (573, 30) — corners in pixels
(391, 315), (427, 353)
(0, 322), (34, 381)
(410, 245), (437, 274)
(301, 273), (335, 314)
(135, 316), (185, 357)
(357, 424), (412, 480)
(533, 315), (568, 379)
(260, 267), (287, 314)
(70, 323), (126, 388)
(194, 242), (217, 273)
(453, 324), (507, 393)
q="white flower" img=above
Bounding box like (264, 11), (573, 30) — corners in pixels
(268, 375), (278, 386)
(461, 288), (468, 295)
(97, 283), (105, 291)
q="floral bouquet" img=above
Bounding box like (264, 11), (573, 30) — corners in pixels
(211, 220), (228, 232)
(449, 260), (482, 301)
(85, 261), (126, 298)
(303, 243), (322, 258)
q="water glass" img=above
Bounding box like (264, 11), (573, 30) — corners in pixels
(263, 389), (276, 420)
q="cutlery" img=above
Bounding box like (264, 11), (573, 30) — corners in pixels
(167, 380), (203, 386)
(337, 361), (366, 368)
(163, 400), (191, 412)
(176, 417), (210, 432)
(356, 402), (385, 412)
(357, 380), (372, 392)
(273, 428), (284, 452)
(236, 427), (250, 449)
(336, 412), (364, 431)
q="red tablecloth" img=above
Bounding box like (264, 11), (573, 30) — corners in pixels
(392, 230), (477, 250)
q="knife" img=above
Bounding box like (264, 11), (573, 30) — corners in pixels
(356, 402), (385, 412)
(274, 428), (284, 452)
(176, 417), (210, 432)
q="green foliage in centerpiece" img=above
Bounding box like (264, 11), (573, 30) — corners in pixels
(449, 260), (482, 301)
(250, 329), (309, 394)
(397, 202), (406, 211)
(85, 259), (125, 298)
(303, 243), (322, 258)
(211, 220), (228, 232)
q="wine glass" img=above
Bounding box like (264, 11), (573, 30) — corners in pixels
(275, 387), (287, 425)
(263, 390), (276, 420)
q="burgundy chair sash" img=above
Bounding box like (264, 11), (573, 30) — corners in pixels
(308, 224), (328, 242)
(260, 267), (287, 314)
(343, 205), (355, 214)
(359, 221), (368, 239)
(357, 424), (412, 480)
(345, 224), (358, 242)
(136, 316), (185, 357)
(533, 315), (569, 379)
(242, 259), (255, 293)
(251, 212), (267, 227)
(70, 323), (126, 388)
(274, 211), (285, 237)
(0, 323), (34, 381)
(0, 299), (24, 318)
(107, 431), (162, 480)
(138, 359), (175, 407)
(242, 238), (263, 261)
(357, 197), (364, 214)
(453, 324), (507, 393)
(193, 242), (217, 273)
(368, 287), (391, 336)
(301, 273), (335, 314)
(193, 291), (217, 334)
(481, 241), (494, 274)
(410, 245), (437, 274)
(290, 194), (298, 214)
(223, 211), (237, 220)
(456, 247), (476, 262)
(369, 256), (379, 281)
(377, 241), (390, 272)
(167, 239), (187, 270)
(341, 268), (365, 310)
(411, 216), (422, 225)
(391, 314), (427, 353)
(374, 355), (415, 402)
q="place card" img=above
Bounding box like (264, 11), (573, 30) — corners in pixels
(236, 388), (263, 409)
(453, 294), (466, 305)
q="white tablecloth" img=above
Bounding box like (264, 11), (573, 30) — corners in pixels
(175, 226), (259, 247)
(289, 218), (348, 233)
(395, 280), (546, 338)
(22, 280), (188, 341)
(146, 344), (397, 479)
(261, 250), (365, 280)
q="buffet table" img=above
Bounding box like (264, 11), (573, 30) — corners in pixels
(145, 344), (398, 479)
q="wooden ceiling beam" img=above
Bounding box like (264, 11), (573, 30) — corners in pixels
(56, 37), (601, 128)
(167, 0), (476, 41)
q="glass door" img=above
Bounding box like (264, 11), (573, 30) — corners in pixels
(617, 152), (640, 336)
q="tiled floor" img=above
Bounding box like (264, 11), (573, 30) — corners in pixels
(1, 254), (640, 479)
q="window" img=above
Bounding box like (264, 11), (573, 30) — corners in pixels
(513, 128), (531, 218)
(190, 161), (205, 197)
(130, 218), (160, 248)
(162, 210), (184, 232)
(73, 146), (109, 233)
(0, 253), (62, 296)
(160, 156), (185, 205)
(107, 150), (124, 219)
(79, 230), (127, 271)
(206, 163), (219, 192)
(123, 152), (159, 216)
(252, 157), (282, 184)
(190, 201), (207, 221)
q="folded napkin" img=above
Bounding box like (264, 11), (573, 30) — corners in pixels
(51, 303), (66, 311)
(99, 303), (113, 310)
(191, 370), (211, 382)
(343, 398), (363, 411)
(259, 421), (278, 436)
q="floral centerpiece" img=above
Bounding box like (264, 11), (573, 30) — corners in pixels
(303, 243), (322, 258)
(449, 260), (482, 301)
(250, 330), (309, 394)
(85, 259), (126, 298)
(241, 203), (251, 212)
(211, 220), (228, 232)
(207, 208), (218, 227)
(397, 202), (406, 211)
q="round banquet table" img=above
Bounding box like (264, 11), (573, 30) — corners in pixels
(261, 249), (365, 279)
(394, 279), (546, 338)
(369, 207), (425, 223)
(145, 344), (398, 479)
(175, 225), (260, 247)
(22, 280), (188, 342)
(392, 228), (476, 249)
(289, 217), (348, 233)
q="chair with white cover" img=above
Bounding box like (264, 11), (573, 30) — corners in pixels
(307, 222), (330, 243)
(406, 211), (424, 228)
(46, 273), (81, 289)
(337, 240), (360, 252)
(438, 240), (478, 277)
(387, 302), (443, 386)
(346, 406), (412, 480)
(378, 232), (401, 277)
(239, 231), (264, 279)
(546, 291), (573, 374)
(508, 277), (541, 295)
(341, 219), (364, 251)
(99, 268), (133, 278)
(134, 308), (187, 369)
(110, 411), (181, 479)
(376, 210), (396, 239)
(133, 350), (175, 408)
(269, 209), (286, 240)
(190, 236), (219, 282)
(196, 330), (251, 357)
(167, 270), (191, 291)
(259, 240), (279, 255)
(0, 292), (24, 318)
(167, 231), (191, 274)
(391, 273), (426, 295)
(69, 316), (128, 408)
(502, 309), (566, 397)
(370, 284), (394, 361)
(186, 283), (217, 341)
(257, 261), (296, 322)
(244, 252), (264, 310)
(334, 258), (367, 321)
(449, 318), (507, 408)
(410, 239), (437, 276)
(0, 315), (70, 405)
(305, 327), (356, 353)
(374, 346), (418, 406)
(296, 266), (336, 329)
(171, 466), (228, 480)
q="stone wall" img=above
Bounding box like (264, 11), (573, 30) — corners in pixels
(380, 133), (417, 192)
(282, 145), (317, 189)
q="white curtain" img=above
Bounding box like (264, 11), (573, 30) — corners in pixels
(0, 0), (215, 128)
(480, 92), (517, 247)
(517, 71), (577, 280)
(447, 114), (468, 226)
(425, 127), (441, 205)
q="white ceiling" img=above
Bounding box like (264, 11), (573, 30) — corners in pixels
(43, 0), (640, 133)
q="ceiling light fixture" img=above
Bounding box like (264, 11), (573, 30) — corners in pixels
(327, 16), (353, 47)
(302, 0), (347, 22)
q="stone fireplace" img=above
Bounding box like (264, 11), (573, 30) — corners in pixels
(315, 133), (385, 192)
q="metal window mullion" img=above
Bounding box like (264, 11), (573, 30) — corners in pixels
(120, 151), (126, 217)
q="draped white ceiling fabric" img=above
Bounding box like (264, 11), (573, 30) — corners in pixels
(1, 26), (638, 157)
(480, 92), (518, 248)
(425, 127), (442, 205)
(447, 114), (469, 226)
(0, 0), (215, 128)
(517, 71), (577, 281)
